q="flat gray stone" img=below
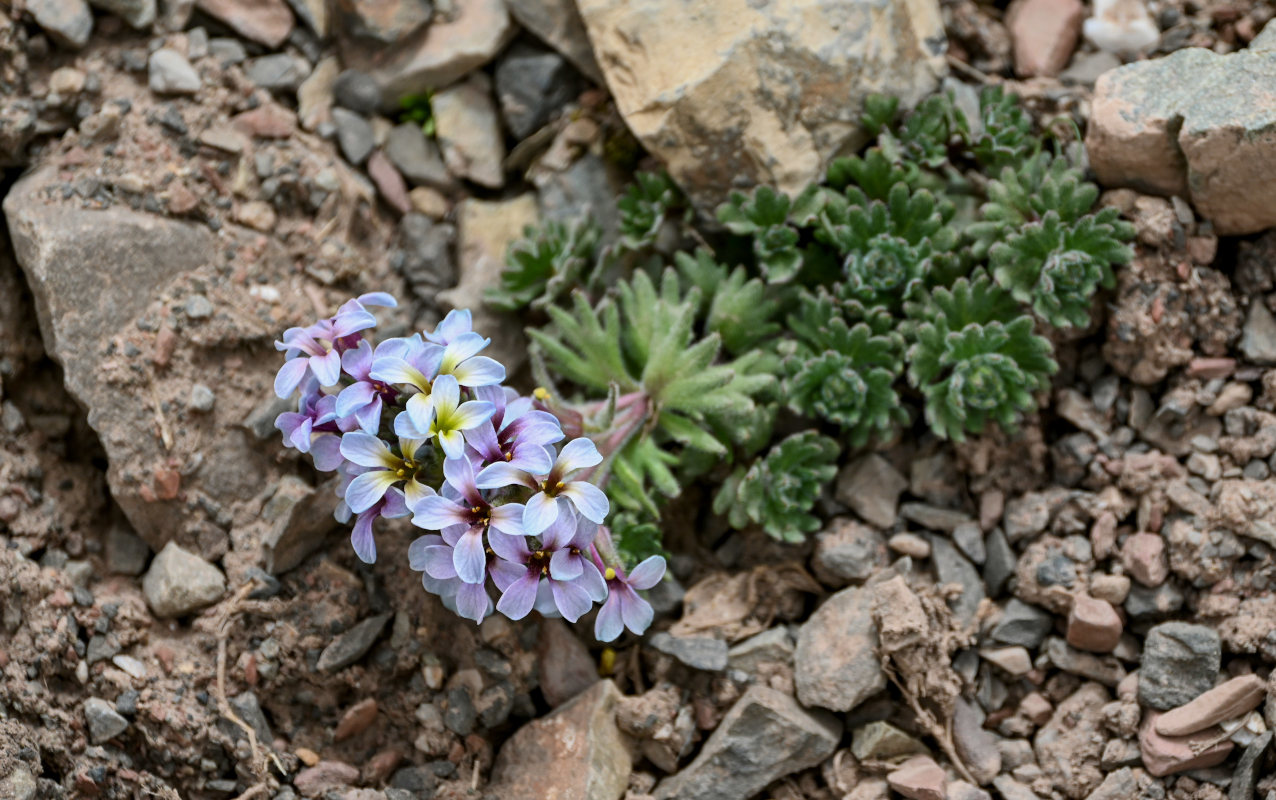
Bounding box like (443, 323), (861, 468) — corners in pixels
(835, 454), (907, 529)
(989, 599), (1054, 648)
(149, 49), (201, 95)
(649, 632), (728, 672)
(317, 613), (392, 672)
(84, 697), (129, 743)
(794, 585), (885, 712)
(654, 685), (841, 800)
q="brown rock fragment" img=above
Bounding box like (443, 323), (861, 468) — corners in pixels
(1066, 595), (1123, 653)
(196, 0), (294, 46)
(1120, 532), (1168, 587)
(886, 755), (946, 800)
(1007, 0), (1084, 77)
(1138, 711), (1233, 777)
(1154, 674), (1266, 736)
(333, 698), (378, 742)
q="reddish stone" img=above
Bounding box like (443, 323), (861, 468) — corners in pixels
(1007, 0), (1085, 77)
(1121, 532), (1168, 586)
(152, 324), (177, 367)
(48, 589), (73, 608)
(1090, 511), (1117, 560)
(1188, 357), (1236, 379)
(1019, 692), (1053, 726)
(153, 467), (180, 501)
(334, 698), (378, 742)
(1155, 674), (1267, 737)
(166, 182), (198, 215)
(366, 150), (411, 215)
(196, 0), (294, 47)
(361, 749), (401, 784)
(886, 756), (946, 800)
(1139, 712), (1233, 777)
(1066, 594), (1123, 653)
(232, 104), (297, 139)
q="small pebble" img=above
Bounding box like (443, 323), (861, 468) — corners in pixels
(1066, 594), (1123, 653)
(187, 383), (215, 412)
(888, 532), (931, 559)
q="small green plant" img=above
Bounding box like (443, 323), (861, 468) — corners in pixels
(487, 86), (1133, 553)
(713, 431), (840, 543)
(398, 92), (436, 137)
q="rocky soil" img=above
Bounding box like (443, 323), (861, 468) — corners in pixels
(1, 0), (1276, 799)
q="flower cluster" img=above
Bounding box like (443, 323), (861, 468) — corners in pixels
(273, 295), (665, 641)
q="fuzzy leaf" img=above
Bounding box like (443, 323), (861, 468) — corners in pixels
(717, 187), (805, 283)
(486, 219), (601, 312)
(618, 171), (687, 250)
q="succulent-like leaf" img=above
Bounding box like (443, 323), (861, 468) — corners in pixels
(712, 431), (840, 543)
(784, 290), (905, 444)
(964, 85), (1036, 171)
(485, 219), (601, 312)
(717, 186), (804, 283)
(907, 276), (1057, 441)
(989, 211), (1133, 328)
(673, 250), (783, 355)
(618, 171), (687, 250)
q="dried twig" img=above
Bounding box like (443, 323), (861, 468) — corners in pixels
(882, 661), (978, 785)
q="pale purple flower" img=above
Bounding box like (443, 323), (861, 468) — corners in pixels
(334, 339), (408, 433)
(400, 374), (495, 459)
(489, 509), (606, 622)
(594, 555), (665, 642)
(274, 293), (396, 397)
(340, 432), (434, 512)
(275, 379), (345, 470)
(464, 386), (562, 472)
(370, 334), (441, 423)
(408, 533), (493, 623)
(424, 309), (473, 345)
(335, 473), (410, 564)
(477, 438), (608, 535)
(412, 456), (523, 584)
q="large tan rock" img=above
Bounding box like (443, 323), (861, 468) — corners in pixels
(1086, 36), (1276, 234)
(575, 0), (947, 211)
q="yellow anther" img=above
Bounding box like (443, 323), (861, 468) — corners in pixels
(504, 451), (513, 461)
(599, 647), (616, 676)
(604, 567), (616, 581)
(555, 480), (564, 490)
(395, 468), (407, 478)
(533, 387), (551, 401)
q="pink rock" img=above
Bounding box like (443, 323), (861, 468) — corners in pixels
(1138, 712), (1233, 777)
(294, 760), (359, 798)
(1120, 532), (1168, 587)
(232, 104), (297, 139)
(887, 756), (946, 800)
(1007, 0), (1085, 77)
(1066, 594), (1123, 653)
(1155, 674), (1266, 737)
(333, 698), (378, 742)
(196, 0), (294, 47)
(366, 150), (411, 215)
(1187, 357), (1236, 379)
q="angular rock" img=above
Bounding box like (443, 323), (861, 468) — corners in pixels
(811, 517), (887, 587)
(1155, 674), (1267, 737)
(27, 0), (93, 49)
(245, 54), (311, 93)
(432, 74), (505, 189)
(1083, 0), (1158, 56)
(317, 613), (392, 672)
(1120, 532), (1167, 587)
(989, 599), (1054, 649)
(107, 526), (151, 576)
(983, 528), (1016, 596)
(84, 697), (129, 744)
(1139, 622), (1220, 710)
(1066, 594), (1123, 653)
(494, 43), (581, 139)
(297, 56), (339, 132)
(654, 685), (840, 800)
(367, 150), (411, 215)
(384, 122), (453, 189)
(334, 0), (431, 44)
(1007, 0), (1083, 77)
(536, 153), (624, 242)
(991, 777), (1039, 800)
(261, 476), (339, 574)
(649, 632), (727, 672)
(149, 49), (201, 95)
(537, 619), (598, 707)
(1138, 711), (1234, 777)
(219, 691), (274, 744)
(851, 720), (928, 762)
(900, 502), (972, 532)
(1045, 638), (1126, 687)
(196, 0), (294, 47)
(794, 585), (885, 712)
(489, 680), (631, 800)
(295, 761), (359, 797)
(726, 628), (794, 674)
(835, 454), (908, 529)
(89, 0), (156, 29)
(364, 0), (514, 98)
(952, 698), (1001, 785)
(1241, 300), (1276, 365)
(927, 534), (984, 627)
(886, 756), (946, 800)
(576, 0), (946, 211)
(1230, 730), (1272, 800)
(332, 107), (375, 165)
(505, 0), (603, 83)
(142, 543), (226, 618)
(1087, 45), (1276, 234)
